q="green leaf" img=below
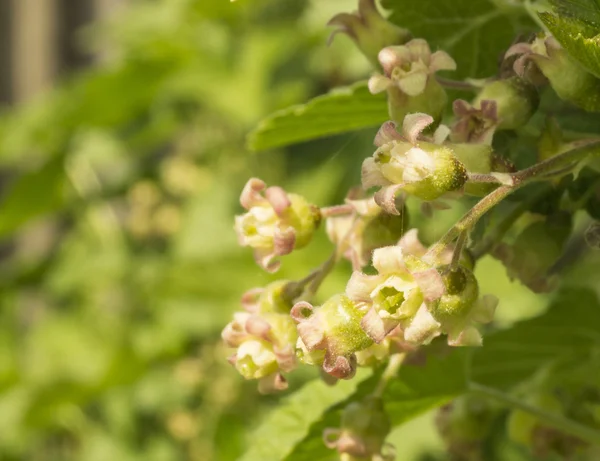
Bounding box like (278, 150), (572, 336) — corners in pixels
(238, 371), (371, 461)
(247, 82), (388, 151)
(381, 0), (534, 78)
(548, 0), (600, 26)
(0, 157), (67, 238)
(384, 350), (469, 425)
(471, 287), (600, 389)
(284, 351), (469, 461)
(540, 12), (600, 79)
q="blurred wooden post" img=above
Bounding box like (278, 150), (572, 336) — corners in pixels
(11, 0), (58, 102)
(0, 0), (126, 104)
(0, 0), (12, 103)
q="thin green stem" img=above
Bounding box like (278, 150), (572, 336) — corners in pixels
(451, 231), (468, 269)
(373, 353), (406, 398)
(513, 140), (600, 184)
(471, 184), (551, 259)
(436, 76), (478, 92)
(426, 141), (600, 261)
(425, 185), (514, 262)
(306, 253), (338, 298)
(469, 382), (600, 446)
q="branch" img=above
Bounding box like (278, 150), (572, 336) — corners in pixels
(469, 382), (600, 446)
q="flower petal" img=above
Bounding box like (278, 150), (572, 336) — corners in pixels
(245, 315), (272, 340)
(240, 288), (263, 313)
(378, 46), (410, 75)
(398, 228), (427, 256)
(258, 372), (288, 394)
(254, 248), (280, 273)
(346, 271), (381, 303)
(448, 325), (482, 347)
(265, 186), (291, 216)
(397, 72), (428, 96)
(374, 121), (403, 147)
(273, 226), (296, 256)
(433, 124), (451, 145)
(402, 112), (434, 144)
(429, 50), (456, 72)
(406, 38), (431, 59)
(290, 301), (314, 322)
(372, 245), (406, 274)
(240, 178), (266, 209)
(361, 306), (395, 342)
(403, 304), (441, 344)
(323, 352), (356, 379)
(504, 42), (531, 59)
(412, 268), (446, 301)
(297, 317), (326, 350)
(374, 185), (404, 215)
(362, 157), (391, 189)
(470, 294), (498, 324)
(368, 74), (392, 94)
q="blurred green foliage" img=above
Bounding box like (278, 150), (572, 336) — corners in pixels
(0, 0), (374, 459)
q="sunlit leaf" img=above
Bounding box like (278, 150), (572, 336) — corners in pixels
(247, 82), (388, 151)
(239, 370), (372, 461)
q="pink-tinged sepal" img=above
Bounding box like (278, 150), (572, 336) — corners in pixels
(402, 304), (442, 345)
(239, 178), (266, 209)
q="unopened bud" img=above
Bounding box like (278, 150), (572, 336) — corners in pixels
(324, 397), (395, 461)
(506, 35), (600, 112)
(328, 0), (411, 67)
(472, 77), (539, 131)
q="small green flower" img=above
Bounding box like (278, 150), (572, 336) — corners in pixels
(362, 113), (468, 212)
(222, 285), (299, 393)
(368, 39), (456, 123)
(291, 295), (373, 380)
(346, 237), (447, 345)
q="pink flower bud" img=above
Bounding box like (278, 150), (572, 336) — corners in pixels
(235, 178), (321, 272)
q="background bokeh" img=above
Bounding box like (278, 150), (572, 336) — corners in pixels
(1, 1), (600, 460)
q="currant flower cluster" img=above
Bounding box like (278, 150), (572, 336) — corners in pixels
(224, 0), (600, 458)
